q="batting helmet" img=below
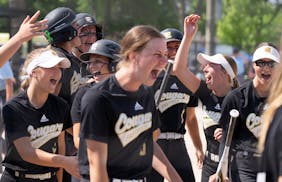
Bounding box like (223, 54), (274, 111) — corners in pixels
(73, 13), (103, 40)
(80, 39), (121, 73)
(44, 7), (77, 44)
(161, 28), (183, 42)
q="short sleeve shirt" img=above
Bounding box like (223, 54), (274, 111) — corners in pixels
(80, 75), (159, 179)
(2, 91), (70, 173)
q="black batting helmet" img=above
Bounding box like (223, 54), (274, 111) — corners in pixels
(73, 13), (103, 40)
(80, 39), (121, 73)
(44, 7), (77, 44)
(161, 28), (183, 42)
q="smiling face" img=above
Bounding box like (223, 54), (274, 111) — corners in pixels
(134, 38), (168, 86)
(167, 41), (181, 60)
(88, 54), (111, 82)
(31, 65), (62, 94)
(253, 58), (277, 88)
(77, 25), (97, 53)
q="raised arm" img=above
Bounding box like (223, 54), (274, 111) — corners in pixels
(0, 10), (48, 67)
(173, 14), (201, 93)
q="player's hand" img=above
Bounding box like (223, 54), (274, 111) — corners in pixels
(209, 174), (230, 182)
(15, 10), (48, 43)
(195, 149), (204, 169)
(183, 14), (200, 40)
(214, 128), (223, 142)
(62, 155), (81, 179)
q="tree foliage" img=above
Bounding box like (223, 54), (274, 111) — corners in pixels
(217, 0), (282, 52)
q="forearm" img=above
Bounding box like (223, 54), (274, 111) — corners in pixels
(152, 142), (182, 182)
(5, 79), (14, 101)
(186, 114), (203, 151)
(22, 147), (69, 169)
(0, 36), (23, 67)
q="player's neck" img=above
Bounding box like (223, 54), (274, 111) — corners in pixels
(26, 86), (48, 109)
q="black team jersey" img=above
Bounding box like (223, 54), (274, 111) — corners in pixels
(80, 75), (160, 179)
(70, 82), (95, 176)
(152, 73), (198, 133)
(54, 47), (89, 105)
(194, 81), (225, 160)
(219, 81), (267, 153)
(259, 106), (282, 182)
(2, 91), (70, 173)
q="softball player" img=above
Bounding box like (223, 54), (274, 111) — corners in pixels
(44, 8), (86, 181)
(172, 14), (239, 182)
(80, 25), (182, 182)
(258, 61), (282, 182)
(219, 42), (280, 182)
(148, 28), (203, 182)
(0, 48), (79, 182)
(71, 39), (120, 182)
(72, 13), (103, 59)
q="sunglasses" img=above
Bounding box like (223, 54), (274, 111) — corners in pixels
(255, 60), (277, 68)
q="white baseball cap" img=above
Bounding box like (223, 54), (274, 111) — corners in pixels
(26, 50), (71, 75)
(252, 45), (280, 63)
(197, 53), (236, 80)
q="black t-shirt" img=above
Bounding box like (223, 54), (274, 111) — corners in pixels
(219, 81), (267, 153)
(2, 91), (70, 173)
(152, 73), (198, 134)
(71, 82), (96, 123)
(259, 106), (282, 182)
(194, 81), (225, 156)
(80, 75), (160, 179)
(70, 82), (95, 176)
(54, 47), (89, 106)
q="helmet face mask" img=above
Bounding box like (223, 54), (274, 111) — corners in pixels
(44, 7), (77, 44)
(80, 40), (121, 73)
(73, 13), (103, 41)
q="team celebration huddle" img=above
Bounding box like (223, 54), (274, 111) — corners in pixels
(0, 5), (281, 182)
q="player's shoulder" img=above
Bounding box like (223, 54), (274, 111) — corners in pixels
(49, 93), (68, 105)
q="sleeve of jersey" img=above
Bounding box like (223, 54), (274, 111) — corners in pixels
(2, 104), (29, 142)
(80, 90), (110, 143)
(71, 86), (88, 123)
(186, 95), (198, 107)
(194, 80), (210, 101)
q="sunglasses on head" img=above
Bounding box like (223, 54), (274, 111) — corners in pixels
(255, 60), (277, 68)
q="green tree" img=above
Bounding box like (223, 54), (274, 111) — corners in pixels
(217, 0), (282, 52)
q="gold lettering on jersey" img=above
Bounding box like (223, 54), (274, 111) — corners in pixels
(154, 91), (190, 113)
(27, 123), (64, 149)
(202, 105), (221, 129)
(115, 113), (152, 147)
(70, 71), (89, 95)
(246, 113), (261, 138)
(52, 143), (57, 153)
(139, 143), (146, 156)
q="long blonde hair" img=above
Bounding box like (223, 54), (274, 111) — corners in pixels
(258, 61), (282, 153)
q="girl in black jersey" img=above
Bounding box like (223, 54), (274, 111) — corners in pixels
(172, 15), (239, 182)
(148, 28), (203, 182)
(80, 25), (182, 182)
(71, 39), (120, 182)
(258, 58), (282, 182)
(0, 48), (80, 182)
(44, 8), (88, 182)
(218, 43), (280, 182)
